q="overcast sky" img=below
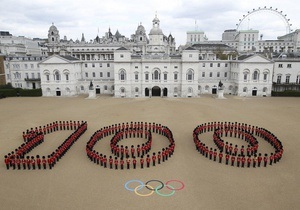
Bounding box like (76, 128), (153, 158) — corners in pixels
(1, 0), (299, 46)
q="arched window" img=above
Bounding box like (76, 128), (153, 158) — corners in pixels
(119, 69), (126, 81)
(253, 70), (259, 81)
(135, 87), (139, 92)
(153, 70), (160, 80)
(104, 85), (108, 90)
(188, 87), (193, 93)
(244, 73), (248, 81)
(205, 85), (209, 91)
(243, 87), (247, 92)
(120, 87), (125, 93)
(174, 87), (178, 93)
(54, 71), (60, 81)
(186, 69), (194, 81)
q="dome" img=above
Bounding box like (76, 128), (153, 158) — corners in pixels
(49, 23), (58, 31)
(149, 27), (163, 35)
(137, 25), (145, 32)
(153, 16), (160, 23)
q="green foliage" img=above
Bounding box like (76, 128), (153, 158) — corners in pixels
(271, 90), (300, 97)
(0, 87), (42, 97)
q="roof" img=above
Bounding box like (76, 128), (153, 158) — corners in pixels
(116, 47), (129, 51)
(184, 47), (197, 50)
(60, 55), (79, 61)
(238, 55), (253, 60)
(192, 43), (232, 48)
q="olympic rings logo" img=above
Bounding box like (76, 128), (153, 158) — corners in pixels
(193, 122), (284, 168)
(124, 179), (185, 197)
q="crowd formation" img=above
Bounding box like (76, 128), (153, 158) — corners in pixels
(4, 121), (87, 170)
(86, 122), (175, 170)
(193, 122), (284, 168)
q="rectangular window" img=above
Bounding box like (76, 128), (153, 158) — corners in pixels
(202, 63), (205, 67)
(85, 72), (88, 78)
(145, 66), (149, 69)
(164, 66), (167, 69)
(217, 72), (220, 77)
(100, 72), (103, 77)
(46, 75), (49, 81)
(99, 63), (102, 67)
(244, 74), (247, 81)
(135, 74), (138, 80)
(277, 75), (281, 84)
(263, 74), (267, 81)
(120, 54), (124, 58)
(209, 72), (212, 77)
(104, 86), (107, 90)
(210, 63), (213, 67)
(189, 54), (192, 57)
(164, 74), (167, 81)
(107, 72), (110, 77)
(24, 64), (28, 69)
(285, 75), (290, 84)
(174, 66), (178, 69)
(202, 72), (205, 77)
(107, 63), (110, 67)
(85, 64), (88, 68)
(174, 73), (178, 81)
(135, 66), (138, 69)
(92, 63), (95, 67)
(278, 64), (283, 68)
(25, 73), (29, 79)
(66, 74), (69, 81)
(31, 64), (34, 68)
(217, 63), (220, 67)
(145, 74), (149, 81)
(225, 63), (228, 67)
(287, 64), (292, 68)
(92, 72), (96, 77)
(31, 73), (35, 78)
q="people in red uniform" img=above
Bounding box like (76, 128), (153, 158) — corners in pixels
(219, 152), (223, 163)
(42, 156), (47, 169)
(114, 157), (119, 170)
(109, 156), (113, 169)
(241, 156), (246, 168)
(146, 155), (151, 168)
(152, 153), (156, 166)
(133, 157), (137, 169)
(36, 155), (41, 170)
(225, 154), (230, 165)
(4, 155), (10, 170)
(140, 156), (144, 169)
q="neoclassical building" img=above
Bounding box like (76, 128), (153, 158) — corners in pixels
(39, 15), (275, 97)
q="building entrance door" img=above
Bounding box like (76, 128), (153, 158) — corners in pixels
(152, 86), (161, 97)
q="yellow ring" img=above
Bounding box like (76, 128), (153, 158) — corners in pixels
(134, 184), (154, 197)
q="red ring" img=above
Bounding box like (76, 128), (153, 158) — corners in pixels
(165, 180), (185, 191)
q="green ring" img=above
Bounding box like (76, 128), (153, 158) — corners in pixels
(155, 184), (175, 197)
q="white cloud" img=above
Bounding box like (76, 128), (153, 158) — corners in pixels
(0, 0), (299, 45)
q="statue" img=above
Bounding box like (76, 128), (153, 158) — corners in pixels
(218, 80), (223, 90)
(89, 81), (94, 90)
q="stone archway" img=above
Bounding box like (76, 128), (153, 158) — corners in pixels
(252, 87), (257, 96)
(152, 86), (161, 97)
(163, 88), (168, 97)
(145, 88), (150, 97)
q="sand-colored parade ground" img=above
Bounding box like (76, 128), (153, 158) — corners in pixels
(0, 94), (299, 210)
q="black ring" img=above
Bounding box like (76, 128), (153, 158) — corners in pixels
(145, 180), (164, 191)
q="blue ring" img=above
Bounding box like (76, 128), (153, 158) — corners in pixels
(124, 179), (144, 192)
